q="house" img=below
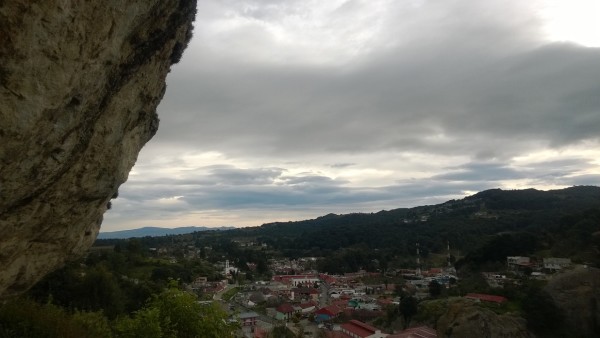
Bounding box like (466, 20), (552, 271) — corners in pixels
(272, 274), (319, 285)
(387, 326), (437, 338)
(339, 320), (387, 338)
(291, 276), (320, 287)
(348, 299), (360, 309)
(482, 272), (510, 288)
(292, 286), (320, 302)
(299, 301), (317, 316)
(315, 304), (344, 322)
(348, 298), (380, 311)
(507, 256), (532, 269)
(275, 303), (296, 321)
(331, 299), (350, 308)
(191, 276), (208, 289)
(465, 293), (507, 304)
(309, 287), (321, 300)
(238, 312), (259, 327)
(320, 273), (338, 285)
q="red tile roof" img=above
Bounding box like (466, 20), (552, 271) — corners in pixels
(272, 274), (318, 284)
(331, 299), (348, 307)
(316, 304), (343, 317)
(340, 320), (380, 338)
(276, 303), (295, 313)
(319, 273), (337, 284)
(465, 293), (508, 303)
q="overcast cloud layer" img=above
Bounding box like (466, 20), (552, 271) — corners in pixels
(104, 0), (600, 231)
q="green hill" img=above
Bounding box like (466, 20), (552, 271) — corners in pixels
(221, 186), (599, 256)
(95, 186), (600, 271)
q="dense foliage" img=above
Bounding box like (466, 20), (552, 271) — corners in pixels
(0, 298), (111, 338)
(4, 241), (236, 338)
(1, 285), (235, 338)
(116, 285), (236, 338)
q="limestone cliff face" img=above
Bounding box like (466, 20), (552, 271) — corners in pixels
(436, 298), (534, 338)
(0, 0), (196, 298)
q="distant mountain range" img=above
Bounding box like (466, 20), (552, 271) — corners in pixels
(97, 226), (235, 239)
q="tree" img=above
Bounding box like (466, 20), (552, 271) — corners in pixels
(115, 307), (162, 338)
(116, 284), (237, 338)
(393, 284), (406, 298)
(428, 280), (442, 298)
(0, 298), (112, 338)
(126, 239), (143, 258)
(384, 304), (399, 327)
(77, 265), (125, 319)
(400, 296), (418, 329)
(267, 325), (296, 338)
(292, 312), (302, 325)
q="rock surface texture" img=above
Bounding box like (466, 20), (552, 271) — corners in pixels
(436, 298), (534, 338)
(0, 0), (196, 298)
(545, 267), (600, 337)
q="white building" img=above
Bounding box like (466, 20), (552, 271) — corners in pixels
(290, 276), (320, 287)
(224, 260), (239, 275)
(507, 256), (530, 269)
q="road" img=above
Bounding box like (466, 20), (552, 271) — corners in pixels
(213, 283), (237, 301)
(320, 282), (329, 307)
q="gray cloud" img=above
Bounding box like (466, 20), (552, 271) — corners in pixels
(202, 165), (284, 185)
(330, 163), (356, 168)
(564, 174), (600, 186)
(106, 156), (598, 229)
(158, 43), (600, 160)
(435, 163), (527, 181)
(103, 0), (600, 231)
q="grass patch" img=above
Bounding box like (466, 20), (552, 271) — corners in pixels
(222, 287), (240, 301)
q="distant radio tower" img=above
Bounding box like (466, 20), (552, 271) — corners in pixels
(416, 243), (421, 276)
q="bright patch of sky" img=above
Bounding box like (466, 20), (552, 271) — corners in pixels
(540, 0), (600, 47)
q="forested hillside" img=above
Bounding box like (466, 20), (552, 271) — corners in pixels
(96, 186), (600, 273)
(220, 186), (600, 262)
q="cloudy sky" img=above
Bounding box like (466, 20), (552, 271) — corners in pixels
(103, 0), (600, 232)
